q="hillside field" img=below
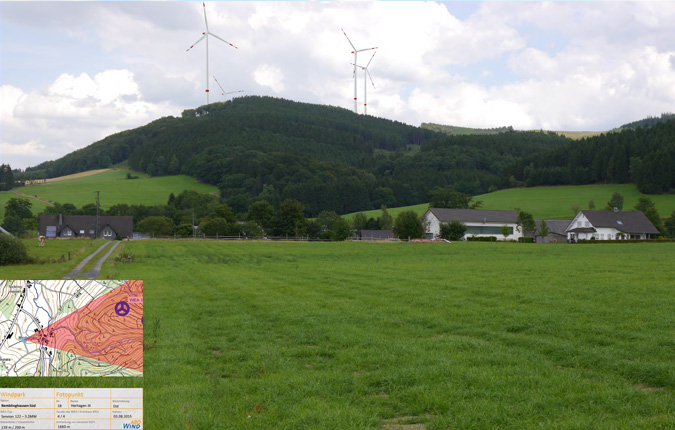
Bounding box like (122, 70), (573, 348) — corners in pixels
(3, 240), (674, 429)
(347, 184), (675, 222)
(10, 168), (218, 214)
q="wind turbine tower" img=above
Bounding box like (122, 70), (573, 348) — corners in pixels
(213, 75), (244, 102)
(351, 51), (377, 115)
(186, 2), (238, 105)
(342, 28), (377, 114)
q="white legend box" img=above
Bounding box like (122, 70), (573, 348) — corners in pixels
(0, 388), (142, 430)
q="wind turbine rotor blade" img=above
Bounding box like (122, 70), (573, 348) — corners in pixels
(210, 32), (238, 49)
(213, 75), (226, 93)
(350, 62), (366, 70)
(341, 28), (356, 50)
(367, 69), (376, 89)
(357, 46), (378, 53)
(365, 51), (376, 68)
(202, 2), (209, 32)
(186, 34), (206, 51)
(224, 90), (244, 95)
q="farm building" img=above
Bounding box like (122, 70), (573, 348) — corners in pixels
(525, 220), (571, 243)
(359, 230), (393, 241)
(39, 214), (133, 240)
(565, 209), (660, 241)
(423, 208), (523, 241)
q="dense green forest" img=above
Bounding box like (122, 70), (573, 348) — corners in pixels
(21, 97), (567, 215)
(20, 97), (674, 216)
(503, 118), (675, 194)
(616, 112), (675, 131)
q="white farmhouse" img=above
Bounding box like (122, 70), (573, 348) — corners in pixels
(423, 208), (523, 241)
(565, 209), (660, 241)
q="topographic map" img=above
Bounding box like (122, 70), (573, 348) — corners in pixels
(0, 280), (143, 377)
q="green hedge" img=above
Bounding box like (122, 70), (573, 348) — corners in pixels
(466, 236), (497, 242)
(518, 237), (535, 243)
(577, 238), (675, 244)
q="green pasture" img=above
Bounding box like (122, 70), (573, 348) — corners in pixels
(6, 240), (674, 429)
(0, 191), (49, 220)
(1, 239), (107, 279)
(348, 184), (675, 221)
(16, 168), (218, 211)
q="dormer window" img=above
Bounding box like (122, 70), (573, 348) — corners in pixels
(617, 220), (623, 225)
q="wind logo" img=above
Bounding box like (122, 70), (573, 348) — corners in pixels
(123, 420), (142, 429)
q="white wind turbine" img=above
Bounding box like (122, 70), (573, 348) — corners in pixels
(342, 28), (377, 113)
(213, 75), (244, 102)
(351, 51), (377, 115)
(186, 2), (238, 105)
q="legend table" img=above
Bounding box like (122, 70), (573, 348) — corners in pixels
(0, 388), (142, 430)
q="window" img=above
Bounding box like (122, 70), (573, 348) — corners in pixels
(103, 230), (112, 237)
(62, 228), (72, 237)
(585, 221), (590, 227)
(577, 221), (582, 227)
(79, 230), (85, 234)
(46, 226), (57, 238)
(465, 226), (512, 235)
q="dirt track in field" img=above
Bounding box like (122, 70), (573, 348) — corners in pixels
(45, 169), (112, 182)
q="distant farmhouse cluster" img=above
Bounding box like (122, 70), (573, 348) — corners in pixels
(423, 208), (660, 243)
(34, 207), (660, 244)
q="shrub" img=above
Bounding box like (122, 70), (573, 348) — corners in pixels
(0, 235), (34, 265)
(518, 237), (535, 243)
(440, 220), (467, 241)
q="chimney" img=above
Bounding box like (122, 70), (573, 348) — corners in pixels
(59, 214), (62, 226)
(613, 207), (618, 213)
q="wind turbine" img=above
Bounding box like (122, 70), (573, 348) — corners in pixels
(186, 2), (238, 105)
(342, 28), (377, 113)
(351, 51), (377, 115)
(213, 75), (244, 102)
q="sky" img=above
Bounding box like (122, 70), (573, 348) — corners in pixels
(2, 1), (675, 170)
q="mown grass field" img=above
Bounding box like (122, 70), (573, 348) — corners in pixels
(0, 191), (49, 220)
(14, 168), (218, 212)
(347, 184), (675, 221)
(4, 240), (674, 429)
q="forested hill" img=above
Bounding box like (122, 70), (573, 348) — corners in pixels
(617, 113), (675, 131)
(24, 96), (571, 216)
(503, 118), (675, 194)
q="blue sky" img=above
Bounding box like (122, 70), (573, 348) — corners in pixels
(2, 1), (675, 169)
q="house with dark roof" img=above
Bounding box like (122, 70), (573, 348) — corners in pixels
(39, 214), (133, 240)
(423, 208), (522, 241)
(564, 209), (660, 241)
(525, 220), (571, 243)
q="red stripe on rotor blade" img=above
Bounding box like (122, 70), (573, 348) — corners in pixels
(206, 90), (209, 92)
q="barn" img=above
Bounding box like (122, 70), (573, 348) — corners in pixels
(423, 208), (522, 241)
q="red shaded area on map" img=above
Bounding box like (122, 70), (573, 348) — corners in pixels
(26, 280), (143, 372)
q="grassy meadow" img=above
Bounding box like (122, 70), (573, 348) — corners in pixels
(15, 168), (218, 212)
(347, 184), (675, 221)
(5, 240), (674, 429)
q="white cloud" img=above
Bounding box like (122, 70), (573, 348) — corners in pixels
(2, 1), (675, 169)
(253, 64), (285, 92)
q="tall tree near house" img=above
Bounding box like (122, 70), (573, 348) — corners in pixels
(538, 220), (549, 240)
(664, 209), (675, 238)
(501, 225), (510, 241)
(393, 210), (425, 240)
(606, 192), (624, 210)
(516, 210), (536, 236)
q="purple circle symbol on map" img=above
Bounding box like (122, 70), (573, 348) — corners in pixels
(115, 301), (130, 317)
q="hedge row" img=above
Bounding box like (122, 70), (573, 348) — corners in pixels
(466, 236), (498, 242)
(576, 238), (675, 244)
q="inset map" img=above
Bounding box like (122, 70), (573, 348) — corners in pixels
(0, 280), (143, 376)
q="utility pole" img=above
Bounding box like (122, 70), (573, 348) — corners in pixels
(94, 191), (100, 238)
(192, 211), (196, 239)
